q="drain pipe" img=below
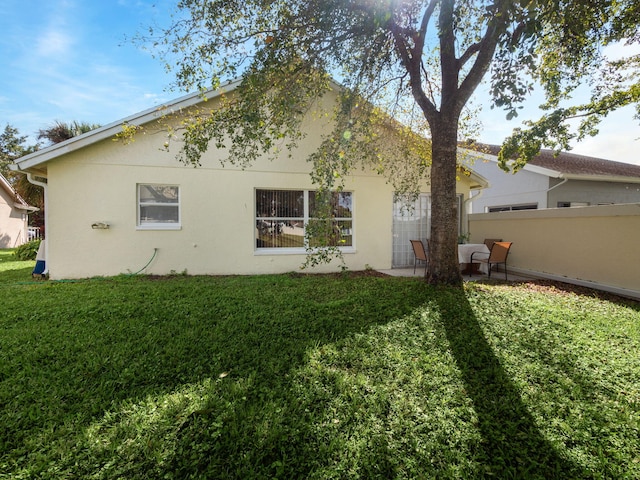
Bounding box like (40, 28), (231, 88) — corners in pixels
(463, 189), (484, 238)
(545, 177), (568, 207)
(26, 173), (48, 276)
(465, 188), (484, 211)
(547, 178), (568, 191)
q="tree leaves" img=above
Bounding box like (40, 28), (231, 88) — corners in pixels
(134, 0), (639, 284)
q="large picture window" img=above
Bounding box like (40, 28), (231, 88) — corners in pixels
(255, 189), (353, 250)
(138, 184), (180, 229)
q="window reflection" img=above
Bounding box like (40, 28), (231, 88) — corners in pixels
(255, 189), (353, 249)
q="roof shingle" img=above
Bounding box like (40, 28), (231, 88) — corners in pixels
(469, 143), (640, 179)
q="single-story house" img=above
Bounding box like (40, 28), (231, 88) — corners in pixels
(0, 172), (38, 248)
(12, 83), (487, 279)
(460, 143), (640, 213)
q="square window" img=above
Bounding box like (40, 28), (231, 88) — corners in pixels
(138, 184), (180, 229)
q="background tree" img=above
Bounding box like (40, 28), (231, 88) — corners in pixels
(4, 121), (100, 234)
(0, 124), (33, 178)
(37, 120), (101, 146)
(0, 124), (43, 231)
(31, 120), (100, 233)
(497, 0), (639, 170)
(141, 0), (638, 286)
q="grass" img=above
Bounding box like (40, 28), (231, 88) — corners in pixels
(0, 248), (639, 479)
(0, 248), (36, 283)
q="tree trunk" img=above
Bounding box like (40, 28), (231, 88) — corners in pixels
(427, 115), (462, 286)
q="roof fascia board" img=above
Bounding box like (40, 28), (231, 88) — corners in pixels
(458, 147), (563, 178)
(0, 173), (13, 195)
(561, 173), (640, 184)
(14, 203), (39, 212)
(523, 163), (564, 178)
(14, 79), (242, 172)
(459, 146), (640, 183)
(0, 173), (31, 207)
(1, 174), (20, 202)
(466, 170), (490, 188)
(451, 148), (489, 188)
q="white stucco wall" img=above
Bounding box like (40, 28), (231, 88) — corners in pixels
(469, 204), (640, 297)
(47, 154), (400, 278)
(548, 179), (640, 207)
(467, 157), (549, 213)
(466, 154), (640, 213)
(42, 95), (475, 279)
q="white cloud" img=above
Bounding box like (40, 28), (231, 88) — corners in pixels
(0, 0), (178, 146)
(602, 40), (640, 60)
(36, 27), (75, 58)
(568, 105), (640, 164)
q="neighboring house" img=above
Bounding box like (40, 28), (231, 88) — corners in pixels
(11, 83), (487, 279)
(461, 144), (640, 213)
(0, 173), (38, 248)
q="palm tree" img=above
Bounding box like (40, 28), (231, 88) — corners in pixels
(37, 120), (100, 145)
(20, 121), (101, 235)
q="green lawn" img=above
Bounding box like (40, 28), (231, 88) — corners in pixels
(0, 248), (36, 283)
(1, 249), (638, 479)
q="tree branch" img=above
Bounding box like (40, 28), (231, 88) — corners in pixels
(414, 0), (439, 56)
(458, 41), (482, 69)
(438, 0), (459, 113)
(455, 5), (510, 112)
(389, 16), (438, 121)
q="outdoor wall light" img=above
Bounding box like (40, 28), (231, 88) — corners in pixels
(91, 222), (110, 229)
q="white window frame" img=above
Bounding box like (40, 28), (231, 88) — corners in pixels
(557, 201), (590, 208)
(486, 203), (538, 213)
(254, 189), (355, 255)
(137, 184), (181, 230)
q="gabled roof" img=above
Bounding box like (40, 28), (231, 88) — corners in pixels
(11, 79), (243, 176)
(460, 142), (640, 183)
(0, 173), (38, 212)
(11, 79), (489, 190)
(457, 165), (489, 190)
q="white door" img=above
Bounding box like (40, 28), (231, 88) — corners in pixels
(392, 194), (431, 268)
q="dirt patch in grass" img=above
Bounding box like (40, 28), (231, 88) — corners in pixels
(140, 270), (638, 306)
(283, 269), (391, 278)
(511, 279), (640, 306)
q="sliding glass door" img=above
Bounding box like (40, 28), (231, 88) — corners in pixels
(392, 194), (430, 268)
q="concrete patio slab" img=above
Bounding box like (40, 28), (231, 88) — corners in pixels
(377, 268), (534, 282)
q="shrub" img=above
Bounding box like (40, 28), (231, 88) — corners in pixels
(14, 239), (41, 261)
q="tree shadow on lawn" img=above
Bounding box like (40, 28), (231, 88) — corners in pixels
(434, 287), (586, 478)
(5, 275), (612, 479)
(0, 265), (35, 284)
(1, 275), (434, 477)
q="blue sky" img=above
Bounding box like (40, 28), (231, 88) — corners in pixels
(1, 0), (638, 165)
(0, 0), (176, 141)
